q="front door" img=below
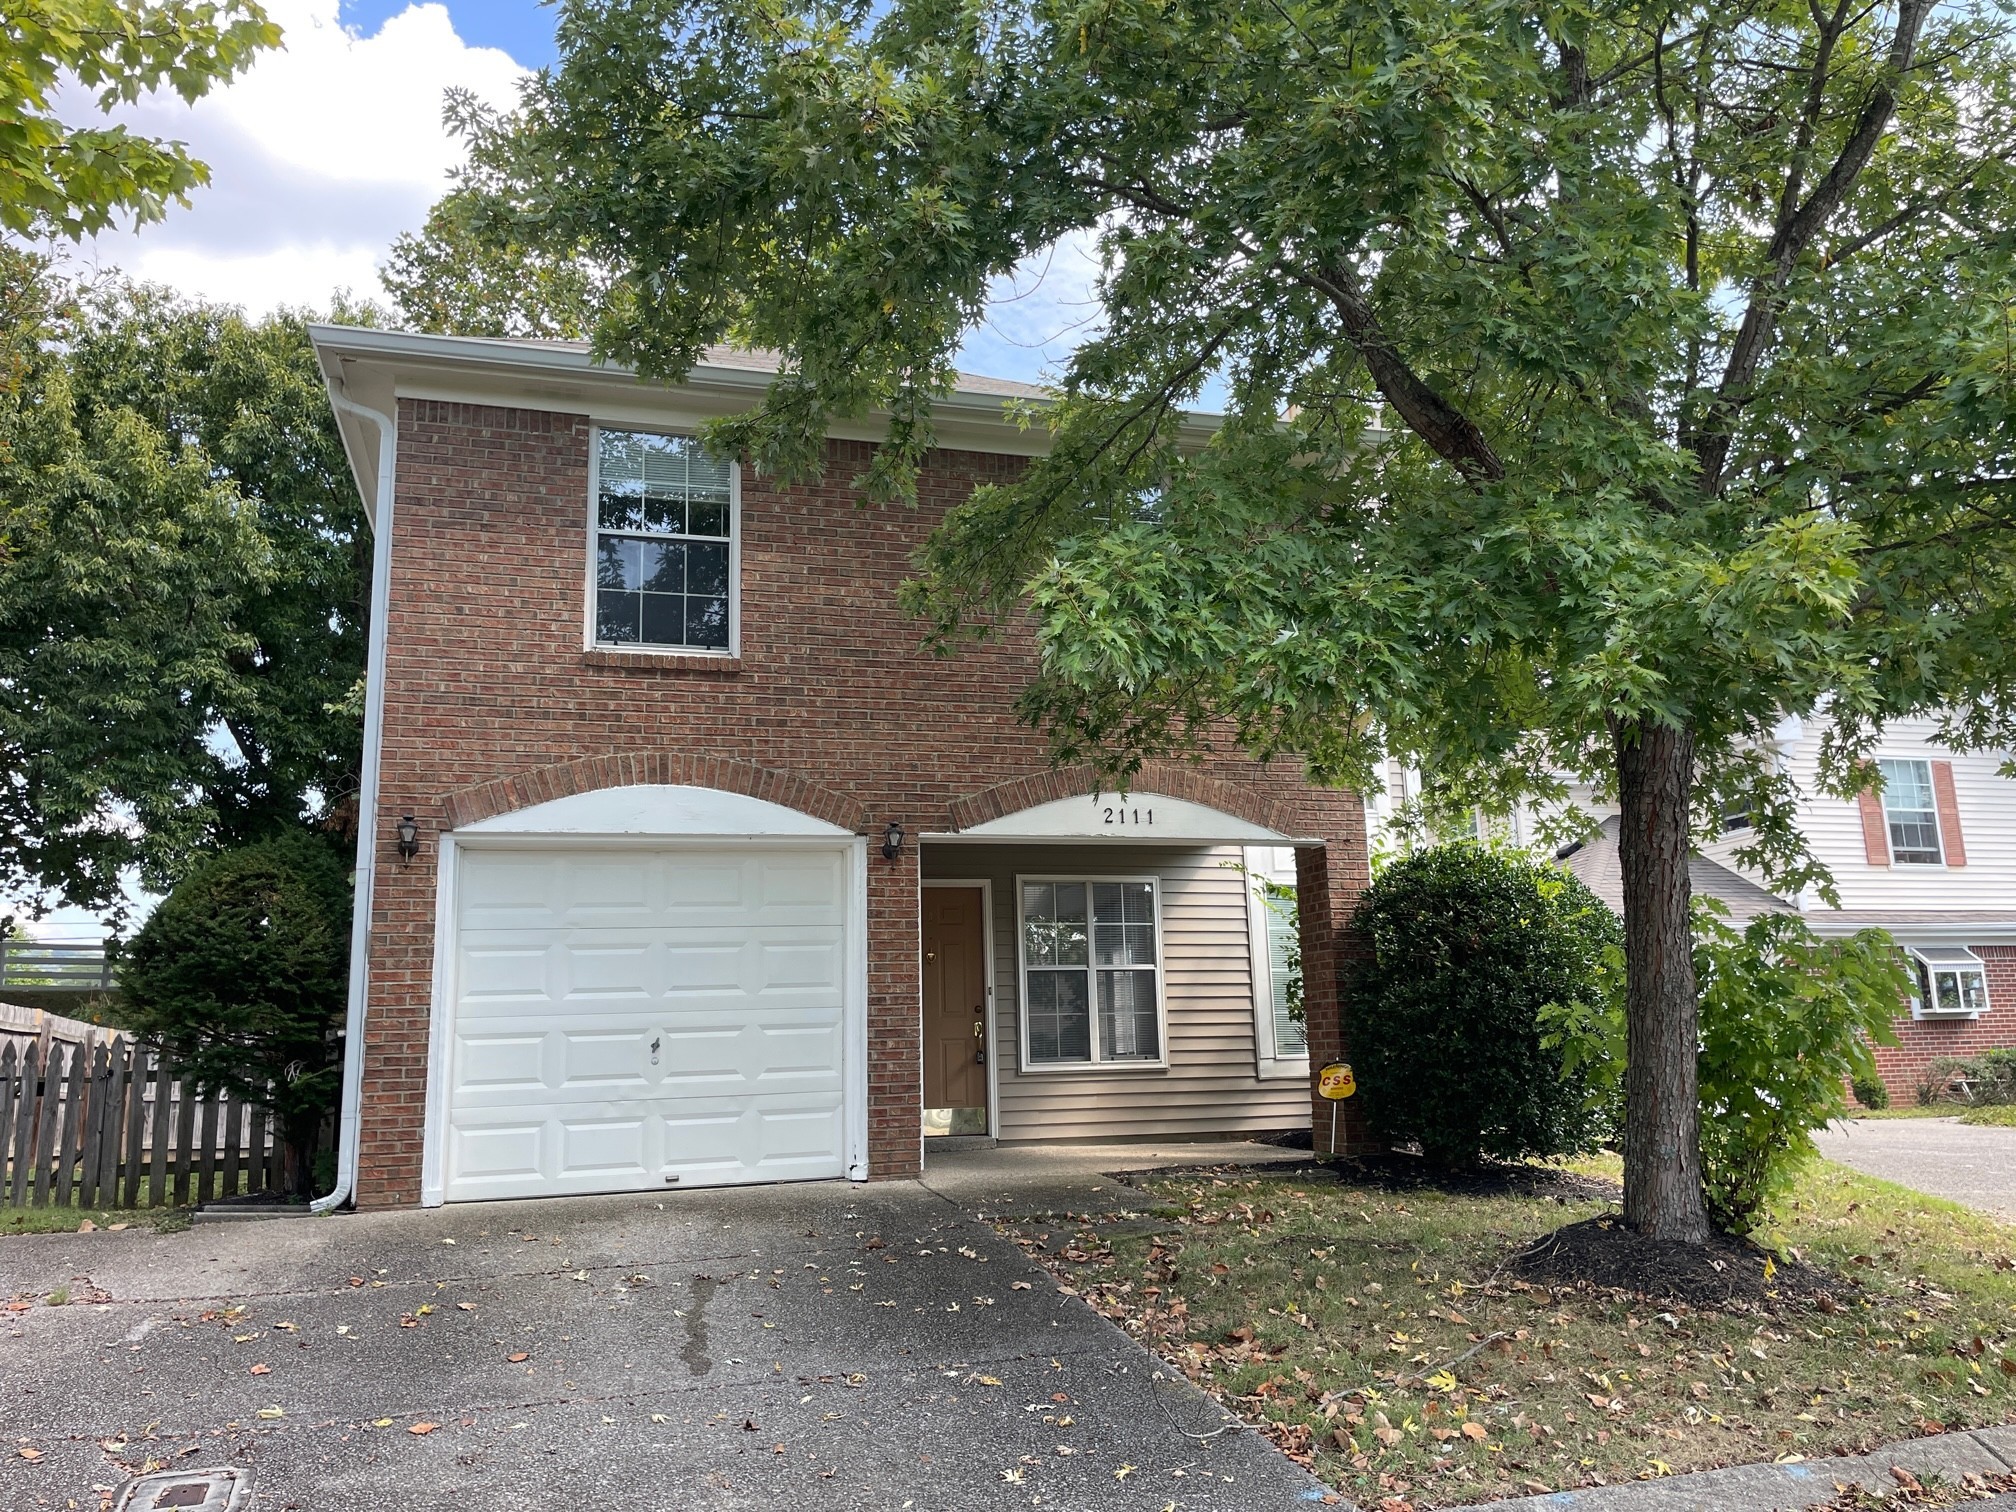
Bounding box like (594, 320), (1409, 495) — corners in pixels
(921, 887), (988, 1135)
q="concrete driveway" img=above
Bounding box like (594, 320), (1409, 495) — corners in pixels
(1814, 1117), (2016, 1220)
(1, 1142), (1329, 1511)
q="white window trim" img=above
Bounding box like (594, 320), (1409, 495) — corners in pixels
(1244, 848), (1309, 1079)
(1014, 873), (1169, 1073)
(1906, 945), (1990, 1020)
(584, 424), (742, 658)
(1878, 757), (1945, 866)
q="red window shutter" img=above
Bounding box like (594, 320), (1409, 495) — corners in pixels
(1857, 788), (1891, 866)
(1931, 760), (1967, 867)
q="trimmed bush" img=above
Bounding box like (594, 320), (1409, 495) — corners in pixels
(121, 833), (352, 1195)
(1850, 1072), (1890, 1110)
(1349, 844), (1622, 1168)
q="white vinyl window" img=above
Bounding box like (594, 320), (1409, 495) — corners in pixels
(1244, 846), (1307, 1074)
(1018, 878), (1165, 1068)
(1878, 759), (1943, 865)
(1908, 946), (1990, 1018)
(591, 427), (737, 653)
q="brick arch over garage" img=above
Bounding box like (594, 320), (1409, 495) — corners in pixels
(438, 753), (871, 834)
(945, 760), (1304, 838)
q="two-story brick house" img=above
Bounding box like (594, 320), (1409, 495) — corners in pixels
(307, 325), (1366, 1209)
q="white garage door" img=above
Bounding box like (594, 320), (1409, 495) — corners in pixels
(443, 844), (851, 1201)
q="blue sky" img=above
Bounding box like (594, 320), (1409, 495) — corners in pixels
(341, 0), (558, 67)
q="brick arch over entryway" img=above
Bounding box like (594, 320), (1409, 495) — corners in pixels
(438, 753), (871, 834)
(945, 761), (1303, 837)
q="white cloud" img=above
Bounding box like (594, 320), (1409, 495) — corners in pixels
(64, 0), (525, 313)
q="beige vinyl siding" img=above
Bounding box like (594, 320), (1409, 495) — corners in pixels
(923, 842), (1310, 1141)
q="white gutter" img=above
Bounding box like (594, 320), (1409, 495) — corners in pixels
(311, 385), (397, 1215)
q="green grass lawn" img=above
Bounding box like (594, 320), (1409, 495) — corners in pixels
(1007, 1157), (2016, 1508)
(0, 1202), (190, 1237)
(1959, 1107), (2016, 1128)
(1848, 1106), (1958, 1120)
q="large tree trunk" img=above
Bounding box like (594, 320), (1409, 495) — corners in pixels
(1613, 717), (1712, 1243)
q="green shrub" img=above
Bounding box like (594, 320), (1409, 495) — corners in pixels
(1692, 915), (1906, 1234)
(121, 833), (352, 1196)
(1850, 1072), (1890, 1110)
(1349, 844), (1623, 1168)
(1974, 1049), (2016, 1106)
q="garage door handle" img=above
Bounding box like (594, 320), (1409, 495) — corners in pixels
(650, 1036), (661, 1065)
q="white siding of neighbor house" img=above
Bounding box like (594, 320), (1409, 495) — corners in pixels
(1697, 715), (2016, 913)
(921, 842), (1309, 1142)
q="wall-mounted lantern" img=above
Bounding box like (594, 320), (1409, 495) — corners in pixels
(881, 820), (906, 863)
(395, 814), (421, 864)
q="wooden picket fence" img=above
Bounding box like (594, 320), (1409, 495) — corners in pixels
(0, 1037), (283, 1209)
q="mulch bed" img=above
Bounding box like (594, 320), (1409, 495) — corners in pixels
(1139, 1150), (1621, 1203)
(1509, 1212), (1846, 1310)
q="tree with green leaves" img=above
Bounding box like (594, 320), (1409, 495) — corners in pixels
(382, 185), (604, 339)
(0, 248), (370, 925)
(442, 0), (2016, 1242)
(0, 1), (279, 236)
(121, 832), (352, 1197)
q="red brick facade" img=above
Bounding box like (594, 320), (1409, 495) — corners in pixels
(1858, 945), (2016, 1105)
(354, 398), (1370, 1207)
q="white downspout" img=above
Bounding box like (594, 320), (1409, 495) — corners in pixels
(312, 387), (397, 1214)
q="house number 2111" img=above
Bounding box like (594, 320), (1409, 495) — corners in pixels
(1101, 806), (1154, 826)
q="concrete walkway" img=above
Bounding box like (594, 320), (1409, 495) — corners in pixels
(1813, 1116), (2016, 1220)
(1477, 1423), (2016, 1511)
(0, 1140), (1327, 1512)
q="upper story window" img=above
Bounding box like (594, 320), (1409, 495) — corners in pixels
(1019, 878), (1165, 1068)
(592, 428), (736, 653)
(1879, 758), (1943, 864)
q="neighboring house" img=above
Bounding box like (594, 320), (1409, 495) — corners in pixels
(1696, 715), (2016, 1104)
(1437, 712), (2016, 1107)
(308, 327), (1366, 1210)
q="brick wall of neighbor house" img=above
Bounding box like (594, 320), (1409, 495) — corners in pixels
(1857, 946), (2016, 1106)
(353, 398), (1370, 1206)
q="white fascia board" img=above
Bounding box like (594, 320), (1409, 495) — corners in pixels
(308, 324), (1228, 526)
(1798, 914), (2016, 945)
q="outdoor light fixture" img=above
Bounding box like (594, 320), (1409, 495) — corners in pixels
(395, 814), (421, 864)
(881, 820), (906, 862)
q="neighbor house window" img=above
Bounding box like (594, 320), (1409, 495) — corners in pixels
(593, 428), (735, 651)
(1020, 879), (1163, 1066)
(1878, 759), (1943, 864)
(1907, 946), (1990, 1018)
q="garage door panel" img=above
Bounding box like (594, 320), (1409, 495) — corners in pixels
(458, 943), (554, 1004)
(445, 843), (853, 1202)
(455, 1033), (549, 1093)
(559, 1117), (650, 1177)
(560, 1031), (652, 1088)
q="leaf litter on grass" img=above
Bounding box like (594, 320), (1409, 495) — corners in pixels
(997, 1157), (2016, 1509)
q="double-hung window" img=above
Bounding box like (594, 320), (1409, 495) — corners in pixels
(1244, 846), (1306, 1070)
(592, 428), (736, 652)
(1878, 759), (1943, 864)
(1020, 879), (1163, 1067)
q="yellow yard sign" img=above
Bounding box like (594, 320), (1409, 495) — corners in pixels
(1317, 1062), (1356, 1100)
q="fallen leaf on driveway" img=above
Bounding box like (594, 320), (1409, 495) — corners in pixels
(256, 1407), (284, 1420)
(414, 1305), (435, 1317)
(408, 1422), (440, 1436)
(1116, 1464), (1135, 1481)
(347, 1277), (364, 1287)
(373, 1419), (393, 1428)
(455, 1303), (476, 1312)
(507, 1352), (529, 1363)
(249, 1365), (271, 1376)
(17, 1447), (41, 1461)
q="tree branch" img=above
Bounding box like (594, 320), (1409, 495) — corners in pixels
(1696, 0), (1935, 495)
